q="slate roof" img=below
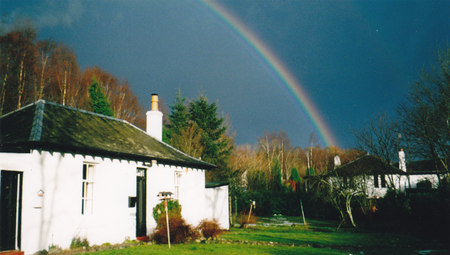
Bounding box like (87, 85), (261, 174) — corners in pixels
(405, 158), (448, 174)
(0, 100), (215, 169)
(329, 155), (404, 177)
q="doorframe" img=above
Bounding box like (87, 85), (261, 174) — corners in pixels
(0, 170), (23, 251)
(136, 167), (147, 237)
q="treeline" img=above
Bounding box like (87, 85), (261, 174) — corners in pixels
(0, 26), (146, 128)
(228, 132), (364, 192)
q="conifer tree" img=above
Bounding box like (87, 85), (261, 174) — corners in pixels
(88, 79), (114, 117)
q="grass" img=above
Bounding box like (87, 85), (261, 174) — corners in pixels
(77, 217), (448, 255)
(84, 243), (345, 255)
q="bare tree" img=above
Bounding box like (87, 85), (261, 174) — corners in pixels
(354, 113), (401, 189)
(257, 131), (293, 183)
(317, 173), (368, 230)
(36, 40), (55, 100)
(354, 113), (399, 164)
(49, 43), (79, 106)
(398, 45), (450, 177)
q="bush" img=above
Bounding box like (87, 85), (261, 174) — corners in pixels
(237, 212), (257, 228)
(151, 216), (199, 244)
(197, 219), (223, 239)
(153, 200), (182, 224)
(70, 237), (89, 249)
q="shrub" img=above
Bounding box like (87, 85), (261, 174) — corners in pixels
(48, 244), (62, 253)
(151, 216), (199, 244)
(197, 219), (223, 239)
(237, 212), (257, 228)
(70, 237), (90, 249)
(153, 200), (182, 224)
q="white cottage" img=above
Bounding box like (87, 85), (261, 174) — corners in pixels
(326, 155), (443, 198)
(0, 96), (229, 254)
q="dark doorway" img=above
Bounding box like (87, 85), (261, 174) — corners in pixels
(0, 170), (23, 251)
(136, 168), (147, 237)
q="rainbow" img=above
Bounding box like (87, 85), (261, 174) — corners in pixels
(199, 0), (338, 147)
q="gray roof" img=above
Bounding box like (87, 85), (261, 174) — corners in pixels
(0, 100), (215, 169)
(329, 155), (404, 177)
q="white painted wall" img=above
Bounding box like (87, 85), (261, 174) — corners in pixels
(205, 185), (230, 230)
(0, 150), (140, 253)
(329, 173), (441, 199)
(0, 150), (217, 254)
(146, 164), (207, 231)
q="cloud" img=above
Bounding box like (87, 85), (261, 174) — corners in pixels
(1, 0), (84, 31)
(36, 0), (84, 28)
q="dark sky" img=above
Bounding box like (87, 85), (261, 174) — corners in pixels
(2, 0), (449, 148)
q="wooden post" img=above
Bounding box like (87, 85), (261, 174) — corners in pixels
(300, 200), (307, 226)
(165, 199), (171, 248)
(247, 203), (253, 222)
(229, 195), (233, 226)
(234, 196), (237, 218)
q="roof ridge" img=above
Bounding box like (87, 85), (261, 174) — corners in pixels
(0, 99), (45, 119)
(29, 100), (45, 141)
(42, 100), (131, 124)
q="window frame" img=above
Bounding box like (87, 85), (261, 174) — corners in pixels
(81, 163), (95, 215)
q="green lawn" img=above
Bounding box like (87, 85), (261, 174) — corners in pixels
(77, 217), (448, 255)
(84, 243), (345, 255)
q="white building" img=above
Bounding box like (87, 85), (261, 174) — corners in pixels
(0, 96), (229, 254)
(326, 155), (442, 198)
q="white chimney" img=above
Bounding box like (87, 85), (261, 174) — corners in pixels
(146, 94), (163, 141)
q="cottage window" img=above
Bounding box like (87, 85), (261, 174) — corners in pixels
(374, 174), (379, 188)
(381, 174), (386, 188)
(343, 176), (348, 187)
(82, 163), (95, 215)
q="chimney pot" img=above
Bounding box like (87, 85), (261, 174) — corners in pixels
(151, 94), (159, 111)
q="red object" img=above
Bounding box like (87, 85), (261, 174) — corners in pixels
(0, 251), (24, 255)
(136, 236), (150, 242)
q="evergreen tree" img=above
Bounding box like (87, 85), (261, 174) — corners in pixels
(288, 167), (301, 192)
(189, 95), (232, 166)
(247, 170), (267, 191)
(166, 91), (189, 138)
(88, 79), (114, 117)
(166, 92), (233, 181)
(290, 167), (301, 182)
(269, 158), (282, 191)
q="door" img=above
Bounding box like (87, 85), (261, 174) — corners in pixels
(136, 168), (147, 237)
(0, 170), (23, 251)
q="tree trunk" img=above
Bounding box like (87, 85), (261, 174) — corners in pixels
(0, 57), (10, 115)
(62, 68), (67, 105)
(17, 53), (26, 109)
(346, 194), (357, 229)
(38, 54), (48, 100)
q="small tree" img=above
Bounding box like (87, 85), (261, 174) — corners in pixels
(288, 167), (301, 192)
(269, 158), (282, 191)
(318, 173), (368, 230)
(88, 79), (114, 117)
(246, 170), (267, 191)
(152, 200), (182, 224)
